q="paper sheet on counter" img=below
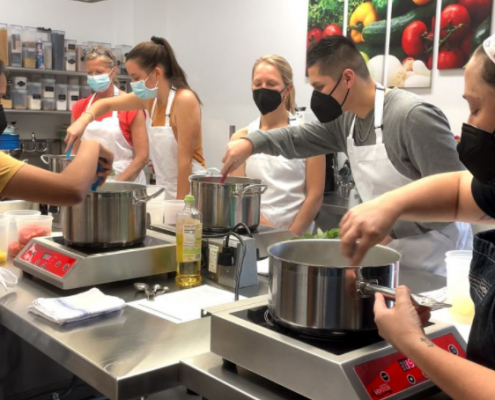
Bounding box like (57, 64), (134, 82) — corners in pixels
(127, 285), (245, 324)
(257, 258), (269, 276)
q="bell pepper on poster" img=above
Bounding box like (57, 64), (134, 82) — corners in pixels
(350, 2), (379, 44)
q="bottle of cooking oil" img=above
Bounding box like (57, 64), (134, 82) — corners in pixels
(175, 195), (202, 288)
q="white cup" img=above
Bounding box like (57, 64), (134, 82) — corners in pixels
(445, 250), (474, 324)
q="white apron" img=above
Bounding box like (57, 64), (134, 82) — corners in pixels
(246, 115), (315, 233)
(81, 86), (146, 184)
(347, 84), (472, 275)
(147, 87), (205, 200)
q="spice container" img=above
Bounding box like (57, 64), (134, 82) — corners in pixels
(43, 41), (52, 70)
(22, 47), (36, 68)
(76, 44), (88, 72)
(22, 26), (37, 49)
(80, 85), (92, 99)
(9, 25), (22, 67)
(0, 23), (8, 65)
(55, 84), (67, 111)
(13, 89), (27, 110)
(42, 78), (55, 98)
(117, 45), (132, 74)
(51, 30), (65, 71)
(65, 51), (76, 71)
(42, 98), (55, 111)
(65, 39), (76, 52)
(14, 76), (28, 90)
(27, 82), (42, 110)
(68, 84), (80, 110)
(1, 81), (12, 109)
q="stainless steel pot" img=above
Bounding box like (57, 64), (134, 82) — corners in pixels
(41, 154), (75, 173)
(62, 182), (164, 248)
(189, 175), (267, 232)
(267, 240), (449, 335)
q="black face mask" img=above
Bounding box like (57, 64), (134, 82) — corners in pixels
(253, 88), (285, 115)
(457, 123), (495, 185)
(310, 75), (350, 123)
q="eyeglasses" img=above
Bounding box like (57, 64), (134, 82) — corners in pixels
(83, 47), (112, 59)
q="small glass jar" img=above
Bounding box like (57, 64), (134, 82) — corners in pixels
(14, 76), (28, 90)
(64, 39), (76, 52)
(42, 41), (52, 70)
(41, 78), (56, 99)
(27, 82), (42, 110)
(65, 51), (76, 71)
(68, 84), (80, 111)
(13, 89), (27, 110)
(55, 84), (68, 111)
(42, 98), (55, 111)
(9, 25), (23, 67)
(22, 47), (36, 68)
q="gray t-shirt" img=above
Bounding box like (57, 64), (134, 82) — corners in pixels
(246, 88), (465, 239)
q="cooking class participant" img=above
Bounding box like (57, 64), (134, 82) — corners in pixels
(71, 46), (148, 184)
(338, 39), (495, 400)
(0, 60), (8, 134)
(221, 35), (472, 275)
(65, 36), (206, 200)
(0, 140), (113, 205)
(230, 55), (325, 236)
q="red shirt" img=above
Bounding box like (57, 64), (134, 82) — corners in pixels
(71, 94), (140, 147)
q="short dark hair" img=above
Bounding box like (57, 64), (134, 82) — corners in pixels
(474, 45), (495, 88)
(0, 60), (5, 77)
(307, 36), (370, 79)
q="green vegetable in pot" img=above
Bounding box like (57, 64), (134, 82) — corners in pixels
(291, 228), (340, 240)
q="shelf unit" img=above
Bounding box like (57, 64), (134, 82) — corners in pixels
(5, 66), (131, 80)
(4, 110), (71, 116)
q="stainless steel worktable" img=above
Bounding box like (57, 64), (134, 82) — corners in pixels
(0, 255), (449, 400)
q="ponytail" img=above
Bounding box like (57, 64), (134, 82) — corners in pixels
(127, 36), (202, 104)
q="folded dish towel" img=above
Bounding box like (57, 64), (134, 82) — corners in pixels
(29, 288), (125, 325)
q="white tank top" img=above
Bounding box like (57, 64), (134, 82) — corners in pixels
(245, 115), (307, 230)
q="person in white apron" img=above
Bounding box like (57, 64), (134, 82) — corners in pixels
(231, 55), (325, 236)
(71, 46), (148, 184)
(347, 84), (472, 275)
(65, 37), (206, 200)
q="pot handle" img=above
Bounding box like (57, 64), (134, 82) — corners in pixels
(134, 187), (166, 205)
(40, 154), (50, 164)
(234, 184), (268, 197)
(356, 281), (452, 311)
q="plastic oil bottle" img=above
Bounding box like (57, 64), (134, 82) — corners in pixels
(175, 195), (202, 288)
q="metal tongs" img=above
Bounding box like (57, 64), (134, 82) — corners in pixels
(134, 283), (169, 301)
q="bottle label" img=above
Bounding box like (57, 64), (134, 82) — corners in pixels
(182, 223), (202, 262)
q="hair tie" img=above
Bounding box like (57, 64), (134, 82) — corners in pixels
(151, 36), (164, 47)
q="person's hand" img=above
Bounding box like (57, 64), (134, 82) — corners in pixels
(65, 115), (92, 153)
(380, 235), (394, 246)
(374, 286), (431, 351)
(221, 139), (254, 176)
(96, 144), (114, 186)
(339, 198), (401, 266)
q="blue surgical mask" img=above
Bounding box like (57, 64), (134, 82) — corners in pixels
(87, 68), (113, 93)
(130, 74), (158, 100)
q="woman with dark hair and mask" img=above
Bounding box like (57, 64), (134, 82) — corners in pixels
(338, 37), (495, 400)
(230, 55), (325, 236)
(65, 37), (206, 200)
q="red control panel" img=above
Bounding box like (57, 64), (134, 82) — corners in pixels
(20, 243), (77, 278)
(354, 334), (465, 399)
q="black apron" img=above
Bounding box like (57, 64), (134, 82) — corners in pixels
(466, 229), (495, 369)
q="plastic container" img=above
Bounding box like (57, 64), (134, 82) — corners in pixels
(65, 39), (76, 52)
(36, 28), (51, 43)
(446, 250), (475, 324)
(51, 30), (65, 71)
(0, 215), (9, 262)
(65, 51), (76, 71)
(111, 47), (122, 71)
(116, 45), (132, 74)
(16, 215), (53, 250)
(80, 85), (92, 99)
(42, 78), (56, 98)
(164, 200), (185, 225)
(4, 210), (41, 258)
(1, 81), (12, 109)
(76, 44), (88, 72)
(55, 84), (68, 111)
(22, 26), (37, 49)
(0, 23), (8, 66)
(68, 84), (80, 110)
(22, 47), (36, 68)
(14, 76), (28, 90)
(147, 202), (165, 225)
(43, 41), (52, 70)
(27, 82), (42, 110)
(0, 132), (20, 150)
(42, 98), (55, 111)
(9, 25), (22, 67)
(13, 89), (27, 110)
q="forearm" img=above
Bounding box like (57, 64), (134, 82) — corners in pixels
(177, 160), (192, 200)
(289, 194), (323, 236)
(117, 157), (147, 182)
(398, 336), (495, 400)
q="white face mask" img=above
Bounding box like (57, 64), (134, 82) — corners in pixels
(130, 73), (158, 100)
(0, 268), (17, 291)
(87, 67), (114, 93)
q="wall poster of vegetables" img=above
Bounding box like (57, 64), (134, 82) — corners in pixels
(348, 0), (388, 85)
(435, 0), (492, 69)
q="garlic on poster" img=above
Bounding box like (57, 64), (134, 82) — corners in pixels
(367, 55), (386, 83)
(412, 60), (431, 77)
(385, 55), (408, 87)
(404, 74), (431, 87)
(402, 58), (415, 72)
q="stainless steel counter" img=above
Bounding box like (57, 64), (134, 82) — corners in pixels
(320, 192), (348, 216)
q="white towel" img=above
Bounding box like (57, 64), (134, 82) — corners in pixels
(29, 288), (125, 325)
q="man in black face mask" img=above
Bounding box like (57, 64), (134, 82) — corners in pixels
(221, 35), (472, 276)
(337, 39), (495, 398)
(0, 61), (7, 134)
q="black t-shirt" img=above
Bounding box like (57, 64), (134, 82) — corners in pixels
(472, 178), (495, 219)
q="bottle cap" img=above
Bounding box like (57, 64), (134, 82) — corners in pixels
(184, 195), (195, 204)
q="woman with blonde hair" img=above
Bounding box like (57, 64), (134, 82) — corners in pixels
(231, 55), (325, 236)
(71, 46), (148, 183)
